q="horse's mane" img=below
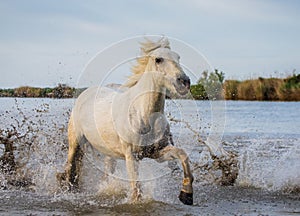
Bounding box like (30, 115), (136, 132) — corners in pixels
(123, 37), (171, 87)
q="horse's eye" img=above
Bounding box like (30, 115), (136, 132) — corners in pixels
(155, 57), (164, 64)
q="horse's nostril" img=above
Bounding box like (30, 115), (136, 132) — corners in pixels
(184, 79), (191, 89)
(178, 77), (190, 89)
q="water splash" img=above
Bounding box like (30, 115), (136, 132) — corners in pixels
(0, 98), (299, 200)
(169, 117), (239, 186)
(237, 137), (300, 193)
(0, 99), (70, 192)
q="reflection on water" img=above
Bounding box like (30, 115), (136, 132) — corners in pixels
(0, 98), (299, 215)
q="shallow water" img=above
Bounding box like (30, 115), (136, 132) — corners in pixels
(0, 98), (299, 215)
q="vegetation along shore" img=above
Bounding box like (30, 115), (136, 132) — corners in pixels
(1, 72), (299, 101)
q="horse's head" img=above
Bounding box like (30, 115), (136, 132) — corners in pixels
(146, 46), (190, 96)
(125, 37), (190, 96)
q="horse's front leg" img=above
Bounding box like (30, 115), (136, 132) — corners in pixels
(157, 145), (194, 205)
(124, 146), (142, 202)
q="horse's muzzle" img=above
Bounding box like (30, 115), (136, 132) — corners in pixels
(178, 76), (190, 89)
(176, 76), (191, 95)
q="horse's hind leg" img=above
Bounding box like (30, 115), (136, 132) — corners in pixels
(102, 156), (117, 181)
(57, 116), (84, 191)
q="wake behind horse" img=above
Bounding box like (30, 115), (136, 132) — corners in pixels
(57, 37), (194, 205)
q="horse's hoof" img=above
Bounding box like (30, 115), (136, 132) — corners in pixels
(131, 188), (143, 203)
(179, 190), (193, 205)
(56, 172), (66, 181)
(56, 172), (67, 187)
(56, 172), (79, 192)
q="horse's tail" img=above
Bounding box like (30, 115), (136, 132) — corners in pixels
(68, 112), (81, 145)
(56, 112), (84, 190)
(68, 112), (73, 136)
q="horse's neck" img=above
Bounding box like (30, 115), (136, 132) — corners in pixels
(113, 73), (168, 144)
(127, 72), (166, 129)
(140, 91), (165, 117)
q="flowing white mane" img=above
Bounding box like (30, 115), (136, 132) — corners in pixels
(124, 37), (171, 87)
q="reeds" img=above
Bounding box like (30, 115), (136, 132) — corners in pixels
(224, 74), (300, 101)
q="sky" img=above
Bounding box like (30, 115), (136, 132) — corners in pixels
(0, 0), (300, 88)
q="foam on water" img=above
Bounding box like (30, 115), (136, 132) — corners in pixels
(237, 137), (300, 192)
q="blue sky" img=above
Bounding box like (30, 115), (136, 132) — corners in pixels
(1, 0), (300, 88)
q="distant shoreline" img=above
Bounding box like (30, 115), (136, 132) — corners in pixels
(1, 74), (299, 101)
(223, 74), (300, 101)
(192, 74), (300, 101)
(0, 84), (85, 99)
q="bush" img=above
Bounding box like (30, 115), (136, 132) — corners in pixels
(279, 74), (300, 101)
(192, 70), (224, 100)
(190, 84), (208, 100)
(224, 80), (240, 100)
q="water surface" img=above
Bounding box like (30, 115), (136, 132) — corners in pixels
(0, 98), (299, 215)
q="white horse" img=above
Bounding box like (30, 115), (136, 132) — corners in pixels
(57, 38), (194, 205)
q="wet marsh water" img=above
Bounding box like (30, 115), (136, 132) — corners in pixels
(0, 98), (299, 215)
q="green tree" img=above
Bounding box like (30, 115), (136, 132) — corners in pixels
(198, 70), (224, 100)
(214, 69), (225, 83)
(190, 69), (225, 100)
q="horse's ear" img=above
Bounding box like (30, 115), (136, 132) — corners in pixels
(159, 37), (170, 49)
(140, 39), (160, 54)
(140, 37), (170, 54)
